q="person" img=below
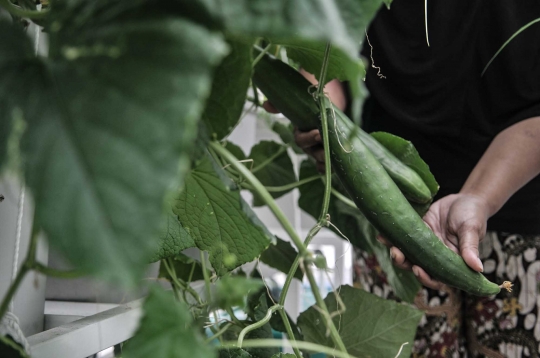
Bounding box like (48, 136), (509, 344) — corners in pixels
(265, 1), (540, 356)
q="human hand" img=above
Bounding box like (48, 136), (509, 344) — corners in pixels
(379, 193), (490, 290)
(262, 100), (326, 173)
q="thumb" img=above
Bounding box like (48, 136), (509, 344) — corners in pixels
(459, 229), (483, 272)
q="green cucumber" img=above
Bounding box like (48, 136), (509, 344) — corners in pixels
(327, 115), (502, 296)
(252, 53), (432, 204)
(253, 53), (508, 296)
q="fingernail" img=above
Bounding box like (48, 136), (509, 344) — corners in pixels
(412, 266), (420, 277)
(477, 258), (484, 272)
(315, 133), (322, 142)
(389, 248), (395, 260)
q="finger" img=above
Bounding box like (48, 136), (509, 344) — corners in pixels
(390, 247), (413, 270)
(294, 129), (321, 149)
(412, 265), (444, 290)
(376, 234), (392, 248)
(316, 161), (326, 174)
(458, 230), (483, 272)
(262, 101), (280, 114)
(311, 146), (325, 163)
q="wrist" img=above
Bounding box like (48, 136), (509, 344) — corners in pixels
(457, 189), (499, 218)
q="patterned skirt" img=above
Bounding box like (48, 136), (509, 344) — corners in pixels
(353, 231), (540, 357)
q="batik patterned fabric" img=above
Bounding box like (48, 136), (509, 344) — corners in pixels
(353, 231), (540, 357)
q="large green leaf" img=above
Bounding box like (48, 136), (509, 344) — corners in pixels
(271, 354), (296, 358)
(150, 212), (195, 262)
(298, 285), (422, 358)
(1, 2), (229, 284)
(371, 132), (439, 196)
(174, 155), (274, 274)
(0, 21), (34, 172)
(158, 253), (209, 282)
(298, 160), (420, 303)
(249, 141), (296, 207)
(278, 0), (383, 122)
(201, 0), (364, 60)
(124, 287), (215, 358)
(260, 237), (303, 280)
(202, 40), (253, 140)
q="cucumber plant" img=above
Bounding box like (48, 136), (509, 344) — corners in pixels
(0, 0), (508, 357)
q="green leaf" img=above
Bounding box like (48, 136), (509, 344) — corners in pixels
(298, 160), (420, 303)
(0, 21), (33, 172)
(1, 2), (229, 284)
(383, 0), (393, 9)
(277, 0), (383, 122)
(271, 354), (296, 358)
(202, 39), (253, 140)
(124, 287), (215, 358)
(150, 212), (196, 262)
(0, 335), (28, 358)
(371, 132), (439, 196)
(249, 141), (296, 206)
(213, 276), (264, 310)
(271, 122), (303, 154)
(158, 253), (209, 282)
(202, 0), (365, 60)
(298, 285), (422, 358)
(223, 141), (247, 161)
(174, 154), (274, 274)
(260, 237), (303, 280)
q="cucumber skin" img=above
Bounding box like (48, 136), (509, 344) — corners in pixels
(334, 108), (432, 204)
(327, 117), (500, 296)
(252, 53), (432, 203)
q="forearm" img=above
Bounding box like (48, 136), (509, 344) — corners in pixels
(460, 116), (540, 216)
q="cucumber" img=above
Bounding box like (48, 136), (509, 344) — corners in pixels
(254, 53), (506, 296)
(253, 53), (432, 204)
(327, 112), (501, 296)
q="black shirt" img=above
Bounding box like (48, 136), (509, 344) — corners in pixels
(361, 0), (540, 234)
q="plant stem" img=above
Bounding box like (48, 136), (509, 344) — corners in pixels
(331, 188), (356, 208)
(279, 225), (321, 307)
(163, 259), (183, 303)
(226, 307), (244, 327)
(0, 223), (38, 320)
(304, 264), (348, 353)
(200, 251), (212, 303)
(0, 0), (48, 19)
(237, 304), (282, 347)
(316, 43), (332, 98)
(219, 339), (356, 358)
(210, 142), (307, 255)
(0, 264), (28, 320)
(252, 44), (272, 68)
(277, 309), (302, 357)
(242, 174), (322, 193)
(33, 262), (83, 279)
(317, 43), (333, 222)
(251, 146), (287, 174)
(205, 322), (232, 343)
